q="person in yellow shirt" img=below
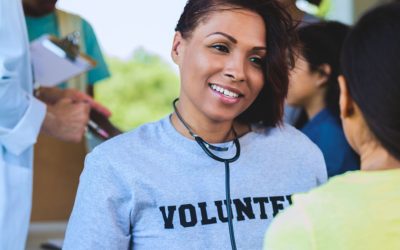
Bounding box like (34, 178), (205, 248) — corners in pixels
(264, 2), (400, 250)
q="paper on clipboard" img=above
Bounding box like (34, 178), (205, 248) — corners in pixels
(30, 35), (96, 87)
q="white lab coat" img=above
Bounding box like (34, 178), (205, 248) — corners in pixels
(0, 0), (46, 249)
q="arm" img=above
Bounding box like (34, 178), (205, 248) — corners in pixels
(0, 0), (46, 155)
(0, 78), (46, 155)
(316, 151), (328, 186)
(63, 149), (132, 249)
(308, 142), (328, 186)
(36, 86), (112, 117)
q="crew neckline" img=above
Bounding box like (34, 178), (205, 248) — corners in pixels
(25, 12), (55, 22)
(160, 115), (259, 158)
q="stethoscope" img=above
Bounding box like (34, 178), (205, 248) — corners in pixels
(173, 98), (240, 250)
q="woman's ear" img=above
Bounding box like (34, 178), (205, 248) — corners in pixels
(338, 75), (355, 118)
(315, 64), (331, 87)
(171, 32), (184, 64)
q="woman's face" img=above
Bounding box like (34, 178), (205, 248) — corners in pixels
(172, 8), (266, 124)
(286, 55), (320, 107)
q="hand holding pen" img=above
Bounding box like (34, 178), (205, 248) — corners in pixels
(36, 87), (112, 118)
(62, 89), (115, 140)
(65, 91), (112, 140)
(42, 98), (90, 143)
(61, 88), (112, 118)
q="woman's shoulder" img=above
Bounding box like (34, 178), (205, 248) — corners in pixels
(250, 123), (327, 180)
(92, 119), (166, 157)
(252, 123), (320, 150)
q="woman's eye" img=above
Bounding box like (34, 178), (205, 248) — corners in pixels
(249, 57), (264, 67)
(211, 44), (229, 53)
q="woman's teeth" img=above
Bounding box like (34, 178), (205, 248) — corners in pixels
(210, 84), (239, 98)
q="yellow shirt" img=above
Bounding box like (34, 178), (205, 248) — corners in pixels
(264, 169), (400, 250)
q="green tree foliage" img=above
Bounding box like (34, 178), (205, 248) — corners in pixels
(95, 48), (180, 131)
(316, 0), (331, 18)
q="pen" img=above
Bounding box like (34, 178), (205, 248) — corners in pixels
(87, 120), (110, 139)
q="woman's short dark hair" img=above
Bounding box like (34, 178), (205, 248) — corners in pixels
(175, 0), (298, 127)
(341, 2), (400, 160)
(298, 21), (350, 119)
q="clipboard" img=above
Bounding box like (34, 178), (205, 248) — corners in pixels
(30, 34), (96, 87)
(88, 108), (122, 140)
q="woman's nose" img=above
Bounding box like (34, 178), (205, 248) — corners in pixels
(224, 54), (246, 82)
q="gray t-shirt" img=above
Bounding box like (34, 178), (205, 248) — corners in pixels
(63, 116), (327, 250)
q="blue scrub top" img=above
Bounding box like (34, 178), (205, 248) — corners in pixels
(25, 12), (110, 88)
(301, 108), (359, 177)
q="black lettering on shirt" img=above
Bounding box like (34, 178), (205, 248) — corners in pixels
(179, 204), (197, 227)
(198, 202), (217, 225)
(159, 194), (293, 229)
(253, 197), (269, 219)
(159, 206), (176, 229)
(233, 197), (255, 221)
(286, 195), (293, 205)
(215, 200), (229, 223)
(270, 196), (285, 217)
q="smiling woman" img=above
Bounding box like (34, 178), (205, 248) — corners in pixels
(172, 8), (266, 136)
(63, 1), (328, 250)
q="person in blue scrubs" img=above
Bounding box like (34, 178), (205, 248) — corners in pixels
(286, 21), (359, 177)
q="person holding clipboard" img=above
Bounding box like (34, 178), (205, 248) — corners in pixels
(23, 0), (120, 152)
(64, 0), (327, 249)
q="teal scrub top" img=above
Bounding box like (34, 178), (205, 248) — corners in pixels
(25, 11), (110, 88)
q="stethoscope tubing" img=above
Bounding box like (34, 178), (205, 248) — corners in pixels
(173, 98), (239, 250)
(195, 135), (239, 250)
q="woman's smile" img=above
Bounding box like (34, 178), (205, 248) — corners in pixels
(209, 83), (243, 104)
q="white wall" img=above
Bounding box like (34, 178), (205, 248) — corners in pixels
(326, 0), (389, 25)
(326, 0), (353, 24)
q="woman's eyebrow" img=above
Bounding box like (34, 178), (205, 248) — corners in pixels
(207, 31), (267, 51)
(252, 47), (267, 51)
(206, 32), (237, 43)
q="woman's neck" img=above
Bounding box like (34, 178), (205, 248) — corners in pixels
(359, 140), (400, 171)
(304, 93), (325, 119)
(171, 100), (250, 143)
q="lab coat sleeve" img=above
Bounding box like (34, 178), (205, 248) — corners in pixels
(0, 0), (46, 155)
(0, 81), (46, 155)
